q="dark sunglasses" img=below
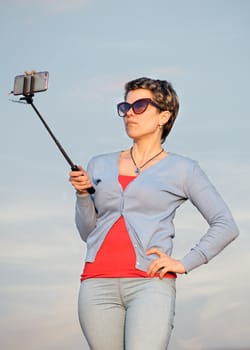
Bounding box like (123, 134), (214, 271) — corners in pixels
(117, 98), (163, 118)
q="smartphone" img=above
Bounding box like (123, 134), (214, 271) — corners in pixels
(13, 71), (49, 96)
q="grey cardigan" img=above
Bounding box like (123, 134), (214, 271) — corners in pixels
(75, 152), (239, 273)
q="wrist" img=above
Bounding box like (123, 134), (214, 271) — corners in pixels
(76, 190), (89, 196)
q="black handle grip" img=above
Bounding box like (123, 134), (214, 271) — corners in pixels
(71, 165), (95, 194)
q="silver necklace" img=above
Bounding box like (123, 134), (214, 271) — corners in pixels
(130, 147), (164, 174)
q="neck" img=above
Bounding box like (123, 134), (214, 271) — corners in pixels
(131, 140), (163, 161)
(130, 146), (164, 174)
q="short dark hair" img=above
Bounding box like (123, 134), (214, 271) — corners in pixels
(124, 77), (179, 143)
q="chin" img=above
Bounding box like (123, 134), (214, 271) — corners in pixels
(126, 131), (140, 140)
(125, 127), (138, 138)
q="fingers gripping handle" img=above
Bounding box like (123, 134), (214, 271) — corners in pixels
(71, 165), (95, 194)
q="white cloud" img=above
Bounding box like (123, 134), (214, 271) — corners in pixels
(170, 238), (250, 349)
(0, 201), (70, 223)
(177, 337), (203, 350)
(0, 284), (84, 350)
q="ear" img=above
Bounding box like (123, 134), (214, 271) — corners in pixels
(159, 111), (171, 125)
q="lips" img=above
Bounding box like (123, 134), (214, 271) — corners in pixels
(125, 121), (138, 127)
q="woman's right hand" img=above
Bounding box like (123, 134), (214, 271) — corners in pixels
(69, 166), (93, 195)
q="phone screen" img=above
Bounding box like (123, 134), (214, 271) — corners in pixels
(13, 71), (49, 95)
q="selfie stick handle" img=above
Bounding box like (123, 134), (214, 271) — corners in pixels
(21, 95), (95, 194)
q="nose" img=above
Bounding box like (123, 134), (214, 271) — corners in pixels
(125, 106), (134, 117)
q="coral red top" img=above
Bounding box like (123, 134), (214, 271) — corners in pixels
(81, 175), (176, 280)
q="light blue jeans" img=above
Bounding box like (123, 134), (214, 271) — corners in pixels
(78, 278), (176, 350)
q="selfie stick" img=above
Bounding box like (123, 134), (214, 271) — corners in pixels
(18, 76), (95, 194)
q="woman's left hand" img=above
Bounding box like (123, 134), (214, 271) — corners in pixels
(146, 247), (186, 279)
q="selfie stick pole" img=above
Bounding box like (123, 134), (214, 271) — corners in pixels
(20, 93), (95, 194)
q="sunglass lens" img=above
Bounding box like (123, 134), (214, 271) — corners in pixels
(118, 102), (129, 117)
(133, 99), (149, 114)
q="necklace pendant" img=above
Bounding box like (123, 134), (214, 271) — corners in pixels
(130, 146), (164, 176)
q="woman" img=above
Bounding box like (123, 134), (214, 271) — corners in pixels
(69, 77), (239, 350)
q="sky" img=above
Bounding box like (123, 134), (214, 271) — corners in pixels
(0, 0), (249, 349)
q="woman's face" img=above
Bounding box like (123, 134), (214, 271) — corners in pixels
(123, 89), (168, 142)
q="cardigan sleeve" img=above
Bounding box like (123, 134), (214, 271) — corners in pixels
(75, 194), (97, 242)
(75, 158), (97, 242)
(180, 162), (239, 272)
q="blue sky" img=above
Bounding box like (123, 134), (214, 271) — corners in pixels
(0, 1), (249, 349)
